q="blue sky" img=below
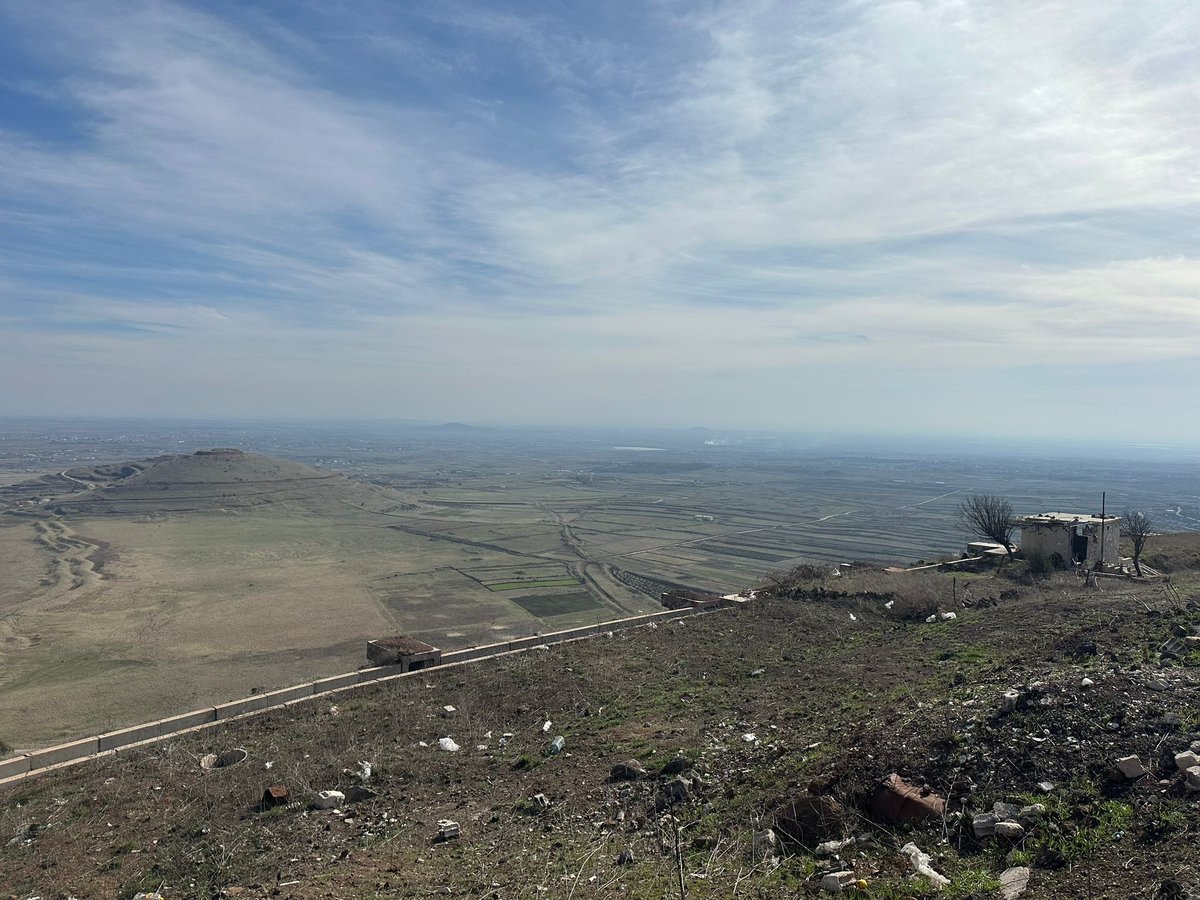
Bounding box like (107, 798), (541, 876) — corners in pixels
(1, 1), (1198, 441)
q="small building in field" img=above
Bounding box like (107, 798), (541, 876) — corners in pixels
(1019, 513), (1120, 570)
(366, 636), (442, 670)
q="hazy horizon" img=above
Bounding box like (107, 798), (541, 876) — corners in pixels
(2, 2), (1198, 441)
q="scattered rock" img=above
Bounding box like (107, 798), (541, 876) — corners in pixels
(344, 785), (379, 803)
(659, 757), (690, 777)
(1036, 781), (1055, 793)
(1175, 751), (1200, 772)
(1117, 755), (1149, 779)
(610, 759), (647, 781)
(973, 813), (997, 838)
(995, 821), (1025, 839)
(1001, 690), (1022, 713)
(313, 790), (345, 810)
(661, 776), (691, 803)
(871, 773), (945, 825)
(741, 733), (759, 744)
(1148, 679), (1171, 692)
(1080, 677), (1095, 689)
(1185, 766), (1200, 793)
(999, 865), (1031, 899)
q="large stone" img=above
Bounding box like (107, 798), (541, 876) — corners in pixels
(1185, 766), (1200, 793)
(751, 829), (778, 860)
(871, 773), (945, 825)
(995, 821), (1025, 839)
(1174, 751), (1200, 772)
(999, 866), (1031, 900)
(610, 759), (647, 781)
(972, 813), (997, 838)
(1117, 755), (1148, 779)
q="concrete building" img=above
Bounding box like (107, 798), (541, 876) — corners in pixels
(1019, 512), (1120, 570)
(366, 636), (442, 670)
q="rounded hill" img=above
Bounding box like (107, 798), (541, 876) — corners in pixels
(53, 448), (396, 515)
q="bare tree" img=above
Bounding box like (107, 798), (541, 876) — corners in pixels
(957, 494), (1016, 559)
(1121, 510), (1153, 577)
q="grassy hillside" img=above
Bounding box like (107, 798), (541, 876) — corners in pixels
(3, 540), (1199, 898)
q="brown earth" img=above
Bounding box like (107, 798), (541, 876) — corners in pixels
(3, 542), (1200, 899)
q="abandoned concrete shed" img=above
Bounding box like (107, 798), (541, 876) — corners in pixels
(1019, 512), (1120, 570)
(366, 636), (442, 670)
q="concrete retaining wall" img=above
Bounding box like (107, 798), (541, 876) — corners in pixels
(0, 754), (30, 780)
(24, 737), (100, 769)
(1, 599), (735, 788)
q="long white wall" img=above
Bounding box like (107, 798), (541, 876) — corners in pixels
(0, 604), (722, 787)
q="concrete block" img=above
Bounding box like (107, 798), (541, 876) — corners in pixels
(25, 737), (99, 770)
(155, 707), (218, 737)
(358, 665), (406, 683)
(98, 721), (161, 752)
(309, 672), (364, 695)
(0, 754), (31, 780)
(506, 636), (546, 652)
(256, 683), (315, 707)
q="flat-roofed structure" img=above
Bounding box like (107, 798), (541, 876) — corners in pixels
(1019, 512), (1120, 570)
(366, 636), (442, 670)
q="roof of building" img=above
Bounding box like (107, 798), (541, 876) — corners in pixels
(369, 636), (440, 655)
(1021, 512), (1117, 527)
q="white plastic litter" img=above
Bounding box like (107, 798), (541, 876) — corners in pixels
(542, 720), (552, 733)
(901, 842), (949, 889)
(438, 737), (460, 752)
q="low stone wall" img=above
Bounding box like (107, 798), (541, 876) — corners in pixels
(0, 601), (730, 788)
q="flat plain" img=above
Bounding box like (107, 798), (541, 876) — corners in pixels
(0, 419), (1196, 748)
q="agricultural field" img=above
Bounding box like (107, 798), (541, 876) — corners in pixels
(0, 418), (1197, 750)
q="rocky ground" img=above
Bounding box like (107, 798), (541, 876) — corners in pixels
(3, 537), (1200, 899)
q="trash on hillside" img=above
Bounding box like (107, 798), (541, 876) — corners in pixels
(437, 819), (461, 841)
(901, 842), (949, 889)
(820, 870), (856, 893)
(357, 760), (373, 780)
(531, 793), (550, 809)
(871, 774), (945, 825)
(616, 847), (635, 865)
(542, 720), (552, 733)
(200, 747), (247, 771)
(312, 790), (345, 810)
(816, 837), (855, 857)
(261, 784), (290, 808)
(438, 737), (460, 752)
(548, 736), (566, 755)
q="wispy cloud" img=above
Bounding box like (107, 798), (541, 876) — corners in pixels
(0, 0), (1197, 438)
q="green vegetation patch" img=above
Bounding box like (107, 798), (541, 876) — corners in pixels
(487, 577), (581, 591)
(511, 591), (602, 617)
